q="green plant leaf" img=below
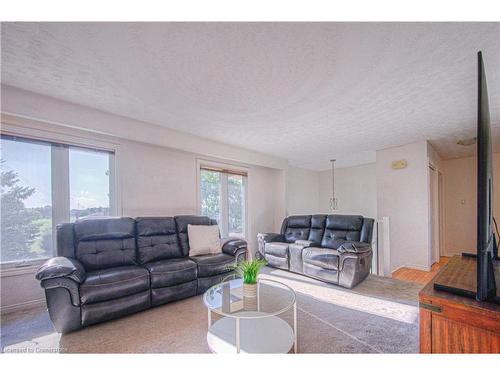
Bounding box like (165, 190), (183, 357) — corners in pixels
(234, 259), (268, 284)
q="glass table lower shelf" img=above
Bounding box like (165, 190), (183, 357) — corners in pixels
(203, 278), (297, 354)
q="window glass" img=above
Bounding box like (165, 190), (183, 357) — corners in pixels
(200, 166), (246, 239)
(0, 138), (53, 263)
(200, 170), (221, 223)
(70, 147), (111, 221)
(228, 174), (245, 238)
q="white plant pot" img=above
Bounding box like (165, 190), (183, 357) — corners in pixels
(243, 282), (257, 298)
(243, 283), (258, 311)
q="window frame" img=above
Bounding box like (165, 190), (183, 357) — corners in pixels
(196, 159), (248, 240)
(0, 118), (121, 270)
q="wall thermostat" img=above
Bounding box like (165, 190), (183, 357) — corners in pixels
(391, 159), (407, 169)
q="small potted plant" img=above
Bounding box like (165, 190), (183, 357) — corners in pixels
(236, 259), (267, 298)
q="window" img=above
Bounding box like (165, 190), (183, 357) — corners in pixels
(0, 138), (53, 263)
(0, 135), (115, 266)
(200, 164), (247, 239)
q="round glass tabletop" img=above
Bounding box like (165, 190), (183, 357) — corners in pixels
(203, 278), (296, 319)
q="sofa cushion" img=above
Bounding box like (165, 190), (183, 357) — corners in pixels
(308, 215), (326, 244)
(325, 215), (363, 231)
(74, 217), (137, 271)
(151, 280), (197, 306)
(81, 290), (150, 327)
(175, 215), (217, 256)
(144, 258), (197, 288)
(321, 230), (360, 249)
(303, 247), (340, 271)
(264, 254), (289, 270)
(190, 253), (236, 278)
(136, 217), (182, 264)
(80, 266), (150, 305)
(264, 242), (289, 257)
(284, 215), (311, 243)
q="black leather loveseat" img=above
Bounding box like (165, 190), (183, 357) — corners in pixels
(257, 214), (374, 288)
(35, 215), (247, 333)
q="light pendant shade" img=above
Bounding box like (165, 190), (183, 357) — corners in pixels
(330, 197), (339, 211)
(330, 159), (339, 211)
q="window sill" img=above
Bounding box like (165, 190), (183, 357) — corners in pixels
(0, 259), (47, 277)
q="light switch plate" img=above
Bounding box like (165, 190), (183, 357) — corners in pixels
(391, 159), (408, 169)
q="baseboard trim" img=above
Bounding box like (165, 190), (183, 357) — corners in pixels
(409, 264), (431, 272)
(0, 298), (46, 315)
(391, 263), (431, 275)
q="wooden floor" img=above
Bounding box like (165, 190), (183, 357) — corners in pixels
(392, 257), (450, 285)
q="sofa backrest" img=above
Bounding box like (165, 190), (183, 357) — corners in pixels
(308, 215), (326, 244)
(56, 222), (76, 258)
(320, 215), (363, 249)
(73, 217), (137, 271)
(56, 215), (219, 269)
(281, 215), (311, 242)
(280, 214), (375, 249)
(360, 218), (375, 244)
(174, 215), (217, 256)
(136, 217), (182, 264)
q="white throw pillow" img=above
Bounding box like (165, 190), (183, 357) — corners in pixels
(187, 224), (222, 256)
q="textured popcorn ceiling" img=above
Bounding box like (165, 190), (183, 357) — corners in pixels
(1, 22), (499, 170)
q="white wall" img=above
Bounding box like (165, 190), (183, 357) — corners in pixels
(285, 163), (377, 219)
(249, 167), (287, 253)
(286, 166), (320, 215)
(442, 153), (500, 256)
(1, 85), (288, 171)
(0, 88), (286, 311)
(117, 139), (286, 254)
(376, 141), (430, 274)
(119, 140), (198, 217)
(319, 163), (377, 220)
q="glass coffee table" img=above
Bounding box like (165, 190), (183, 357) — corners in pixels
(203, 278), (297, 354)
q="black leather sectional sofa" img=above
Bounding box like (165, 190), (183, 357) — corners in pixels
(257, 214), (374, 288)
(35, 215), (247, 333)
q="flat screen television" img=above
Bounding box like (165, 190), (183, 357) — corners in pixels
(474, 51), (498, 301)
(434, 51), (499, 303)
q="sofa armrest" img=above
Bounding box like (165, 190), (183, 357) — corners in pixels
(338, 242), (372, 254)
(257, 232), (285, 257)
(257, 233), (285, 243)
(36, 257), (86, 284)
(41, 277), (81, 306)
(40, 276), (82, 333)
(221, 238), (247, 256)
(234, 247), (248, 263)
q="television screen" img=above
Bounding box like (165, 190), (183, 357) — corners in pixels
(476, 51), (497, 301)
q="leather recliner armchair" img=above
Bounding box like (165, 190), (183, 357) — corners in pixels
(257, 214), (374, 288)
(35, 215), (247, 333)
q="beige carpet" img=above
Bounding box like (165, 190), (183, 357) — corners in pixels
(1, 268), (422, 353)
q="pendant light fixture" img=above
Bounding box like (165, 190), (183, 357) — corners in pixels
(330, 159), (339, 211)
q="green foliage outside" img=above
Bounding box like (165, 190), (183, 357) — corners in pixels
(0, 160), (51, 262)
(31, 218), (52, 257)
(200, 171), (244, 235)
(227, 175), (244, 235)
(200, 170), (221, 222)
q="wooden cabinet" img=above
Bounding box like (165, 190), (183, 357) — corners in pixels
(419, 256), (500, 353)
